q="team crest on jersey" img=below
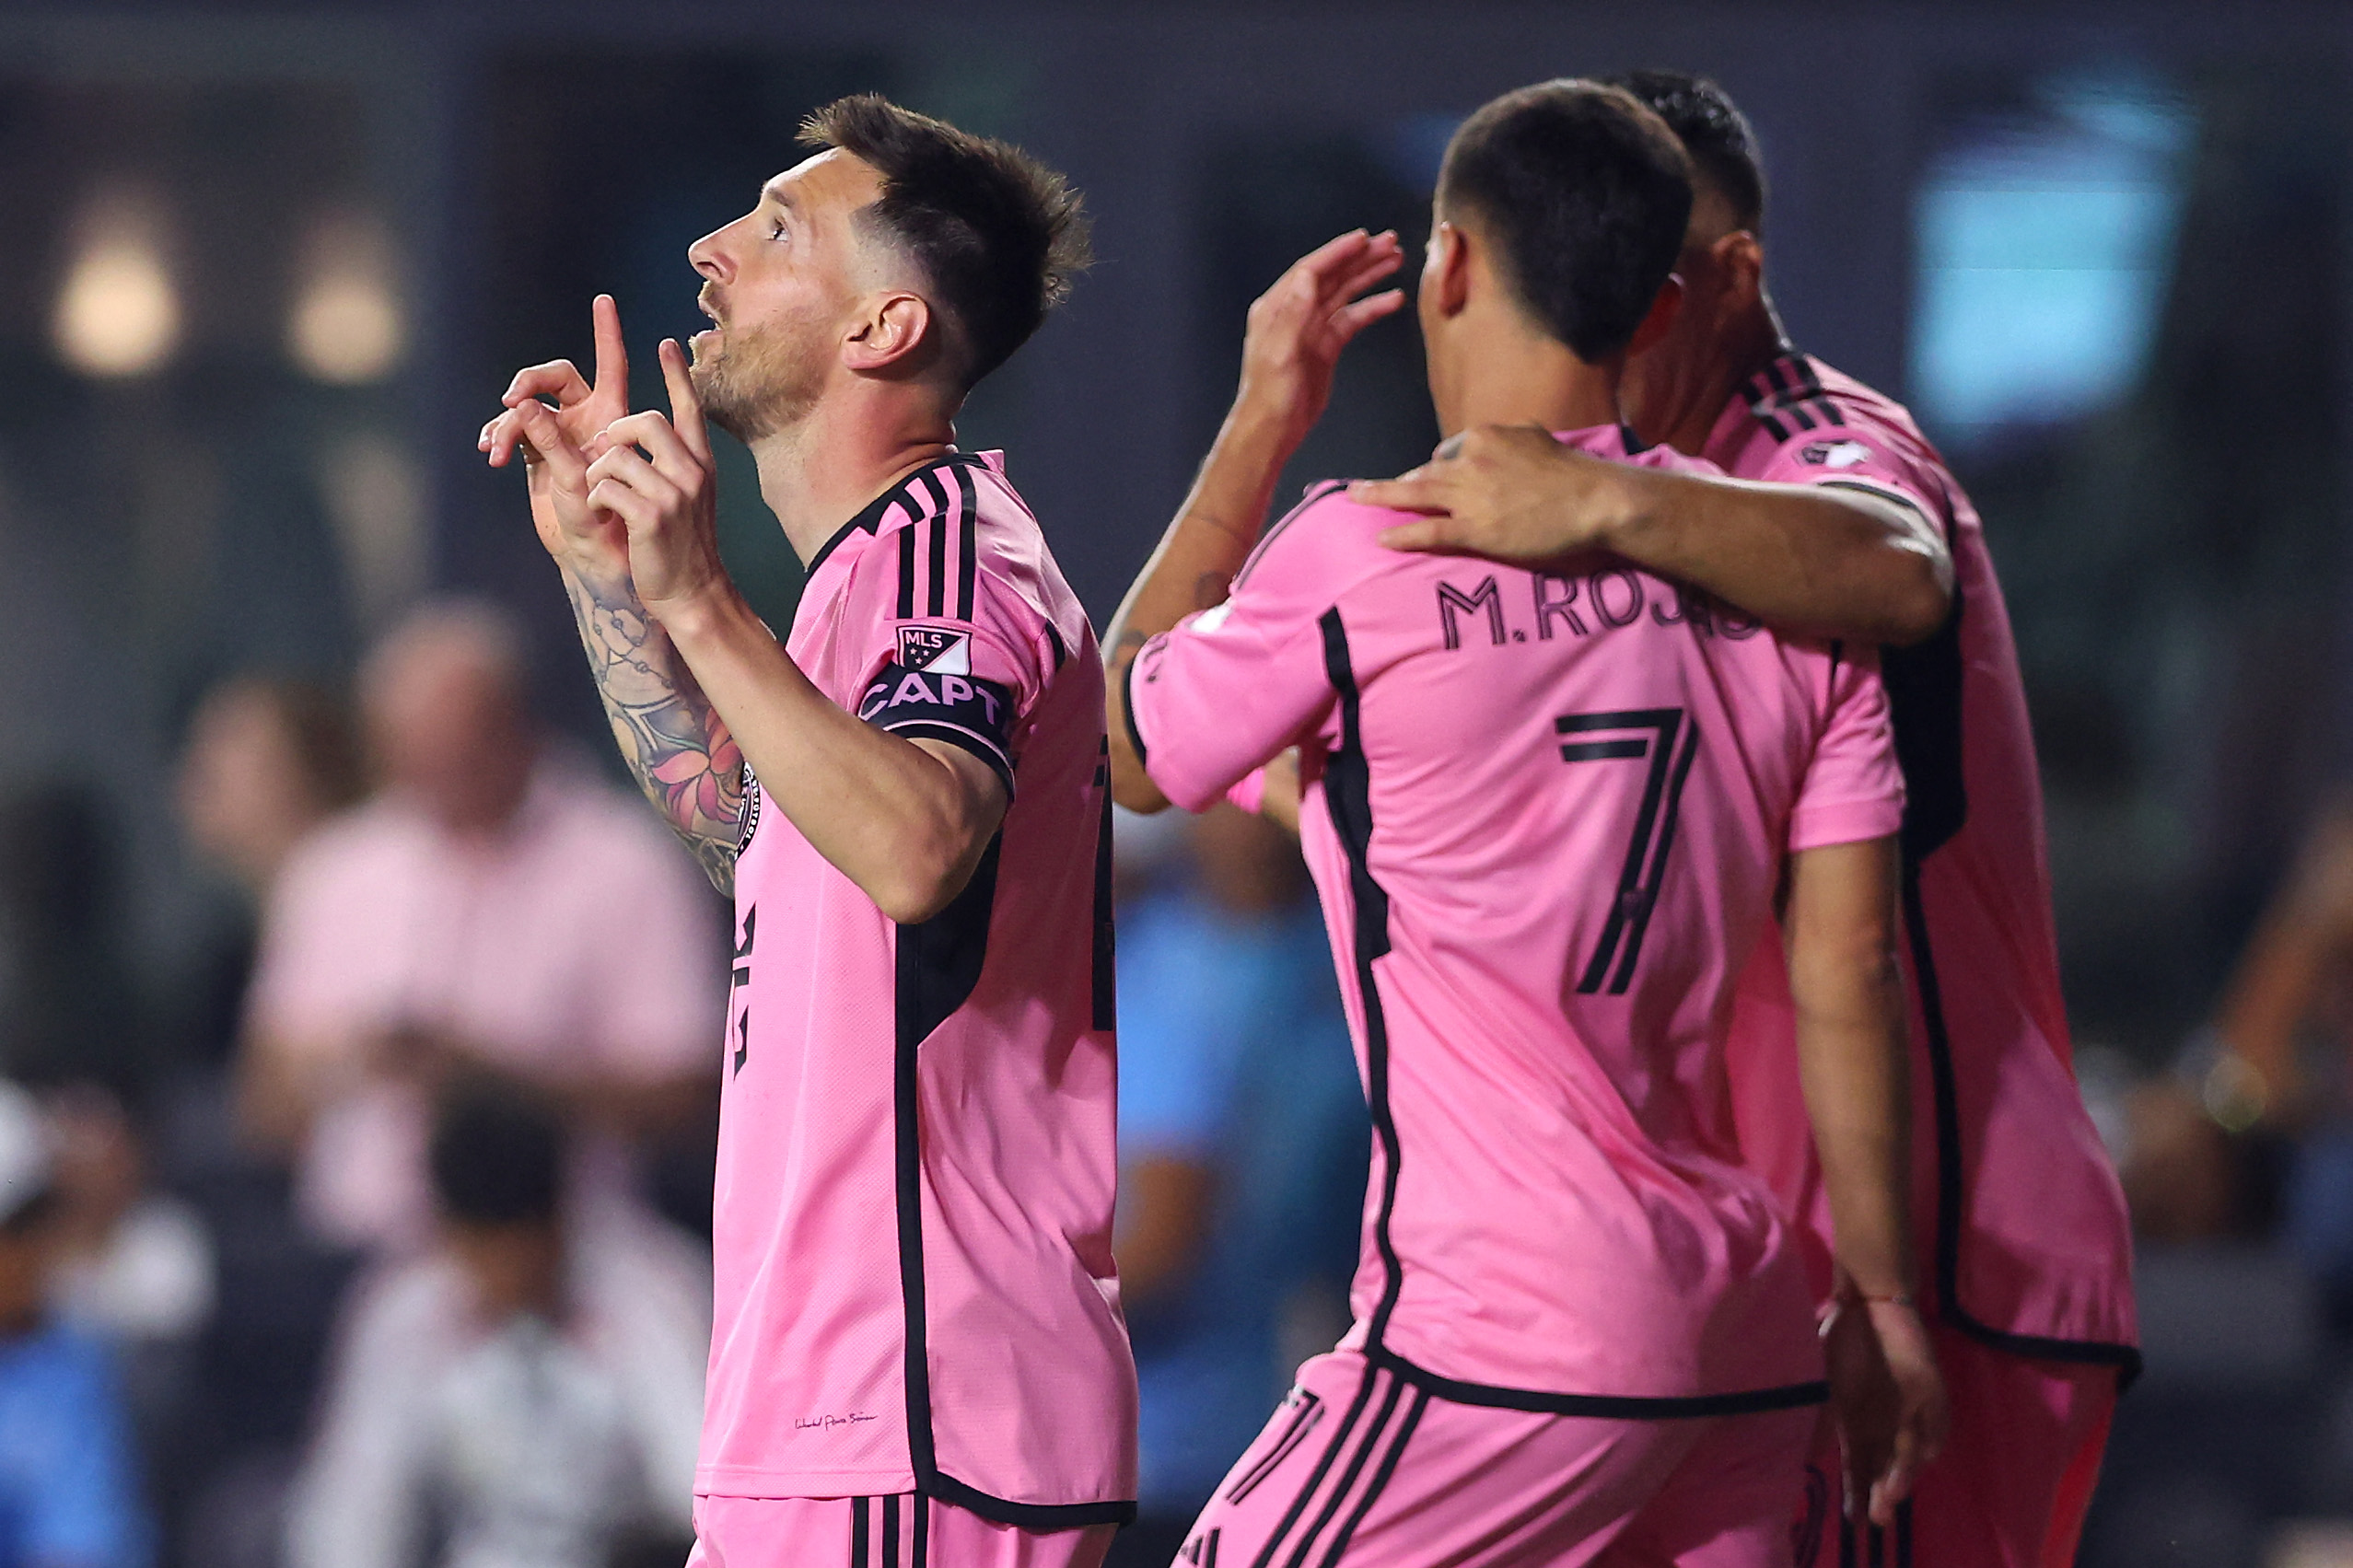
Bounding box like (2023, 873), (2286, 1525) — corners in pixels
(1798, 439), (1871, 469)
(897, 624), (972, 675)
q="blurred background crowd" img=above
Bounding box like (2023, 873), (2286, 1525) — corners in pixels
(0, 2), (2349, 1564)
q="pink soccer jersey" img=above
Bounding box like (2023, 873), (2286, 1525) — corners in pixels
(1125, 424), (1905, 1411)
(704, 451), (1138, 1527)
(1707, 355), (2139, 1367)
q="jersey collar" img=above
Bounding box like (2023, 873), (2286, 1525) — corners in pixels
(804, 451), (988, 580)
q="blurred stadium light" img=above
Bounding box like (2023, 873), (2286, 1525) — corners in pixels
(53, 185), (181, 377)
(289, 207), (405, 384)
(1911, 69), (2196, 447)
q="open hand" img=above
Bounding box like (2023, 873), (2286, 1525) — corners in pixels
(479, 294), (635, 582)
(1823, 1296), (1950, 1527)
(1351, 424), (1628, 563)
(1236, 229), (1406, 453)
(581, 338), (727, 617)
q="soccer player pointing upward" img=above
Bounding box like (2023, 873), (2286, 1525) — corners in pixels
(1109, 82), (1943, 1564)
(483, 98), (1136, 1567)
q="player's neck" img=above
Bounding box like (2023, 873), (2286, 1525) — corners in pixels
(748, 389), (958, 565)
(1668, 296), (1793, 453)
(1439, 331), (1624, 439)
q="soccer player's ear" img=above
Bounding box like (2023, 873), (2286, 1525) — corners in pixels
(845, 291), (934, 375)
(1425, 222), (1473, 321)
(1714, 230), (1766, 315)
(1626, 274), (1684, 357)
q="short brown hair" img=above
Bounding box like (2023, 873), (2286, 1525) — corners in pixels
(799, 95), (1091, 390)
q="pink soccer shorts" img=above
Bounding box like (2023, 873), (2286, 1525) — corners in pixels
(688, 1492), (1117, 1568)
(1177, 1350), (1817, 1566)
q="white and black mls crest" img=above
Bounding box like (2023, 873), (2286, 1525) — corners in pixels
(897, 625), (973, 676)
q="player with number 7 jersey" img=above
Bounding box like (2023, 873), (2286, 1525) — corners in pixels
(1110, 79), (1936, 1563)
(1126, 419), (1900, 1415)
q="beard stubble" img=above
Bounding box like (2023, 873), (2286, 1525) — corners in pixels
(690, 307), (829, 443)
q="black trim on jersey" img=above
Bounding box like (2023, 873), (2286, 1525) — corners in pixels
(884, 721), (1016, 800)
(1317, 610), (1406, 1353)
(1618, 421), (1652, 455)
(1902, 864), (2144, 1383)
(807, 452), (991, 593)
(1369, 1344), (1828, 1418)
(1739, 356), (2140, 1377)
(851, 1496), (869, 1568)
(926, 1470), (1135, 1530)
(1742, 352), (1852, 445)
(919, 470), (951, 619)
(913, 1491), (928, 1568)
(951, 460), (979, 621)
(1042, 620), (1067, 672)
(1235, 480), (1346, 591)
(897, 524), (918, 618)
(1120, 657), (1148, 769)
(809, 493), (901, 581)
(1817, 478), (1936, 538)
(860, 662), (1020, 799)
(895, 833), (1002, 1085)
(890, 840), (1139, 1531)
(881, 1493), (901, 1565)
(1091, 740), (1116, 1032)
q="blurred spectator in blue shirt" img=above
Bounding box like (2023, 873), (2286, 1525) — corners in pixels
(1108, 805), (1367, 1565)
(0, 1081), (152, 1568)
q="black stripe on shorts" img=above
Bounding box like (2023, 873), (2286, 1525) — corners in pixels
(1284, 1373), (1406, 1567)
(1316, 1387), (1427, 1566)
(1249, 1361), (1382, 1568)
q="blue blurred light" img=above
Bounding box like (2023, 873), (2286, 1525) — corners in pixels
(1911, 73), (2195, 447)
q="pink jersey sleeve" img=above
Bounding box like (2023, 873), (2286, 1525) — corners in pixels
(837, 543), (1051, 798)
(1124, 490), (1370, 813)
(1788, 645), (1905, 852)
(1746, 428), (1943, 528)
(1224, 768), (1269, 815)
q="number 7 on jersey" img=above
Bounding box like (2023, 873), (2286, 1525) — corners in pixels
(1557, 707), (1702, 995)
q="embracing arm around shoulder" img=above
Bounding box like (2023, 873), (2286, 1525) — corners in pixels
(1354, 425), (1954, 647)
(1106, 230), (1404, 814)
(484, 309), (1002, 925)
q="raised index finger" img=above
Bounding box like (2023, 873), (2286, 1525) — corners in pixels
(658, 340), (712, 463)
(591, 294), (629, 407)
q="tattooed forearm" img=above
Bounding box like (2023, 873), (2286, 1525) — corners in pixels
(562, 568), (746, 897)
